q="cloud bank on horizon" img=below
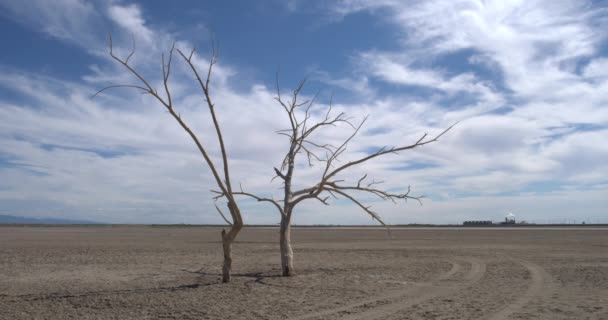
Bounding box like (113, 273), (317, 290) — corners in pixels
(0, 0), (606, 224)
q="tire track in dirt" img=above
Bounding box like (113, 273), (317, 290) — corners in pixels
(437, 259), (463, 280)
(485, 259), (554, 320)
(335, 258), (486, 320)
(288, 258), (482, 320)
(288, 260), (461, 320)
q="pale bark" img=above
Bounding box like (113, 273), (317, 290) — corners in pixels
(280, 213), (294, 276)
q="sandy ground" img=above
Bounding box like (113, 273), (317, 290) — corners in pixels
(1, 226), (607, 320)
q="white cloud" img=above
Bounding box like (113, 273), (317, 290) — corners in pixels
(107, 3), (154, 45)
(357, 52), (502, 106)
(333, 0), (606, 108)
(0, 0), (102, 49)
(310, 70), (375, 99)
(584, 58), (608, 79)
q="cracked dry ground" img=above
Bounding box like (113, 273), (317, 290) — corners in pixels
(1, 226), (607, 319)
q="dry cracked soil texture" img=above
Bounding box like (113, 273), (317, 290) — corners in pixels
(1, 226), (607, 319)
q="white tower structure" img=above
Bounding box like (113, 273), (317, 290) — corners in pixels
(505, 212), (516, 224)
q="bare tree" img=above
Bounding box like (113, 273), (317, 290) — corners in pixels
(94, 35), (243, 283)
(216, 78), (455, 276)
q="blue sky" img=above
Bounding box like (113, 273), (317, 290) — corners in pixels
(0, 0), (607, 224)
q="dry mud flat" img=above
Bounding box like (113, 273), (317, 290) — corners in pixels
(1, 226), (607, 319)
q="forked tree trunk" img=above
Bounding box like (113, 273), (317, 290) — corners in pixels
(220, 202), (243, 283)
(280, 213), (294, 276)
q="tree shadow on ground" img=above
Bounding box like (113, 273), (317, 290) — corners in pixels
(183, 268), (286, 287)
(2, 283), (208, 303)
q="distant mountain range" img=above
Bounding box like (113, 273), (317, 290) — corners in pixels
(0, 215), (102, 224)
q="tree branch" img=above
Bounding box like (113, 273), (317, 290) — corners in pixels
(214, 203), (233, 226)
(319, 122), (457, 187)
(325, 188), (386, 226)
(92, 84), (150, 98)
(326, 181), (423, 205)
(213, 189), (285, 217)
(96, 33), (237, 224)
(176, 43), (235, 199)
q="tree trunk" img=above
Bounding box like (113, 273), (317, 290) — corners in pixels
(280, 213), (294, 276)
(221, 229), (233, 283)
(220, 201), (243, 283)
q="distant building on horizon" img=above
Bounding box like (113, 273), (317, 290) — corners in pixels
(463, 220), (493, 226)
(501, 212), (516, 225)
(462, 212), (527, 226)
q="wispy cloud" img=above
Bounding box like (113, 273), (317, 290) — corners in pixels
(0, 0), (103, 50)
(107, 3), (154, 44)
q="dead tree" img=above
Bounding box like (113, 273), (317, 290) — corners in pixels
(216, 78), (454, 276)
(94, 35), (243, 283)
